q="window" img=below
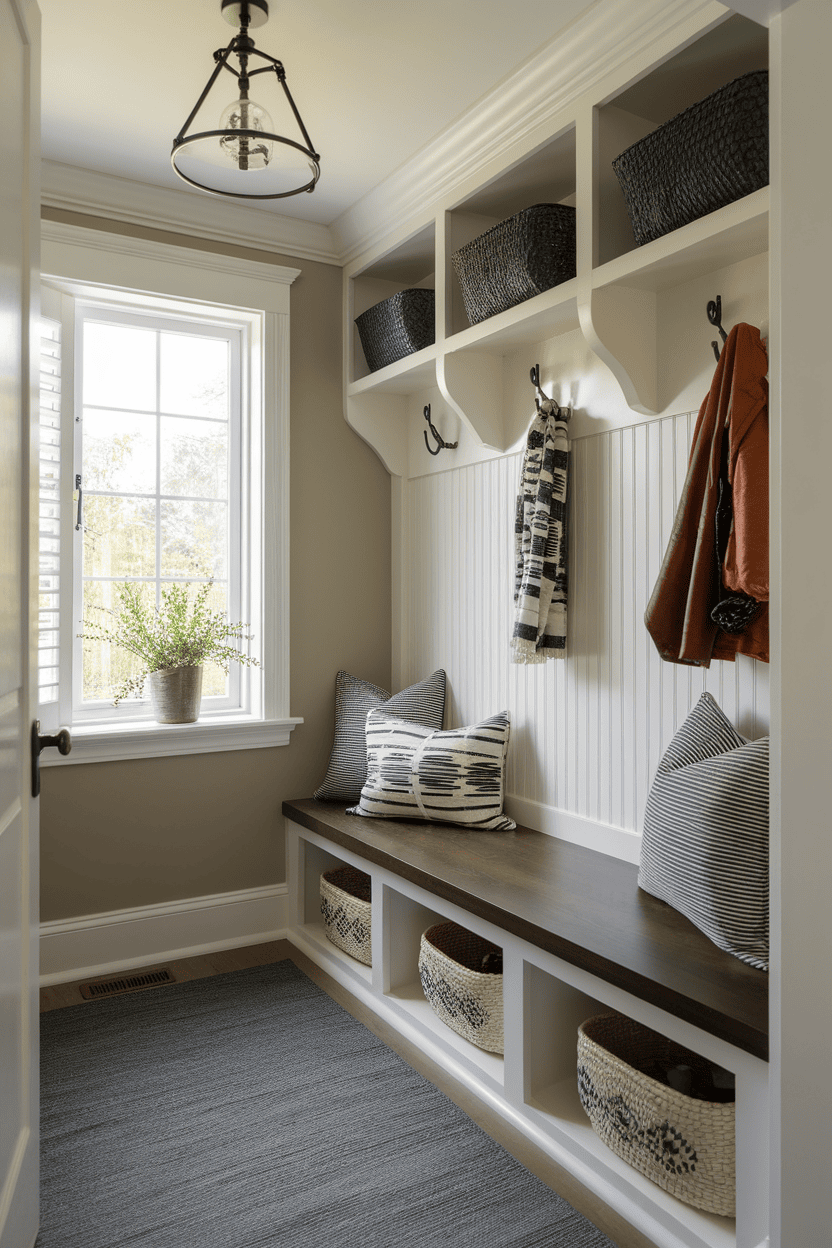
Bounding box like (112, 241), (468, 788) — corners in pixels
(73, 305), (243, 720)
(39, 224), (302, 764)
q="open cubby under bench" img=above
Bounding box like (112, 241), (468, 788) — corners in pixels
(284, 797), (770, 1248)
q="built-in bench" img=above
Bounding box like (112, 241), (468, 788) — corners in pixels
(284, 797), (770, 1248)
(283, 797), (767, 1060)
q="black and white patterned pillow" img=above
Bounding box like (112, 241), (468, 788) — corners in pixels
(314, 670), (446, 803)
(638, 692), (769, 970)
(348, 710), (516, 831)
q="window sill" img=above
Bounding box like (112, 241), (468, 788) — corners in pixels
(39, 715), (304, 766)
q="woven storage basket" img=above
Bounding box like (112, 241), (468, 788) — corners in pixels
(451, 203), (576, 326)
(355, 288), (435, 373)
(418, 922), (503, 1054)
(612, 70), (768, 246)
(577, 1013), (736, 1216)
(320, 866), (372, 966)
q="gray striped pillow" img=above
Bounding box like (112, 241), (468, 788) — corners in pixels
(348, 710), (516, 831)
(638, 692), (769, 970)
(314, 670), (446, 803)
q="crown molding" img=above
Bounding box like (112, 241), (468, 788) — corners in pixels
(331, 0), (727, 265)
(41, 160), (341, 267)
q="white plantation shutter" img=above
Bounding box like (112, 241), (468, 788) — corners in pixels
(38, 316), (62, 706)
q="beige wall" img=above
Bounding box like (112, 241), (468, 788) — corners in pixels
(39, 209), (392, 922)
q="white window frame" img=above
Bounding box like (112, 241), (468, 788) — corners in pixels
(39, 220), (302, 765)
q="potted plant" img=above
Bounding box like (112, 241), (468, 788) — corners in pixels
(78, 579), (259, 723)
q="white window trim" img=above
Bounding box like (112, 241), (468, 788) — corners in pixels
(39, 220), (302, 765)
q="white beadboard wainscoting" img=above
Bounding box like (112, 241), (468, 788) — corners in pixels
(400, 411), (769, 861)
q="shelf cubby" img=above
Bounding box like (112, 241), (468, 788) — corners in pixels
(595, 13), (768, 269)
(348, 221), (436, 386)
(290, 834), (374, 987)
(446, 128), (577, 339)
(380, 883), (505, 1092)
(529, 1075), (736, 1248)
(522, 962), (738, 1248)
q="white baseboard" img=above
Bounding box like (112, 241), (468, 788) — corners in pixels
(504, 795), (641, 864)
(40, 884), (288, 986)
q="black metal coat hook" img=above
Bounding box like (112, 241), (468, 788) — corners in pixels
(530, 364), (567, 418)
(423, 405), (458, 456)
(707, 295), (728, 363)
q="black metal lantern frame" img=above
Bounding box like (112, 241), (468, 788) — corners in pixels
(171, 0), (320, 200)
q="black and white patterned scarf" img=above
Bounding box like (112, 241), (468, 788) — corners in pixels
(511, 401), (570, 663)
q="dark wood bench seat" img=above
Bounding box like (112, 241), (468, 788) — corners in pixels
(283, 797), (768, 1061)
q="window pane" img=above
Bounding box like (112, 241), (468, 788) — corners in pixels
(84, 496), (156, 578)
(160, 334), (229, 419)
(83, 410), (157, 493)
(160, 501), (227, 579)
(81, 580), (154, 703)
(167, 579), (230, 698)
(161, 417), (228, 499)
(83, 322), (156, 411)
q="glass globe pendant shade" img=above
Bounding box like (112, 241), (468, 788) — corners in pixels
(218, 96), (274, 170)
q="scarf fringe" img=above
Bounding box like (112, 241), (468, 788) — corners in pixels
(510, 638), (564, 664)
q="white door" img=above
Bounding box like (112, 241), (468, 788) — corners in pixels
(0, 1), (41, 1246)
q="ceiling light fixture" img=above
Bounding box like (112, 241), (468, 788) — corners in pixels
(171, 0), (320, 200)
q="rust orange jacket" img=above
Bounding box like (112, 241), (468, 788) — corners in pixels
(645, 322), (769, 666)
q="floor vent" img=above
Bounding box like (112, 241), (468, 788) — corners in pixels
(79, 968), (177, 1000)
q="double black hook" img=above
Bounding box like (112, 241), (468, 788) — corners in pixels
(708, 295), (728, 362)
(423, 405), (458, 456)
(530, 364), (568, 418)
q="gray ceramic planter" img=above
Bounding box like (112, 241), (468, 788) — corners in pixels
(148, 666), (203, 724)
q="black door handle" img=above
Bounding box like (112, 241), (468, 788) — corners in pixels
(31, 720), (71, 797)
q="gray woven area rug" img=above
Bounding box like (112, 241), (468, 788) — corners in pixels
(37, 960), (614, 1248)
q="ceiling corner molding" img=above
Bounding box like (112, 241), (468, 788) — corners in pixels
(331, 0), (724, 264)
(41, 160), (341, 267)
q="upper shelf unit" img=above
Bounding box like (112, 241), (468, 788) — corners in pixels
(343, 8), (770, 475)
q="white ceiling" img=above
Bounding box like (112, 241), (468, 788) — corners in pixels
(40, 0), (601, 228)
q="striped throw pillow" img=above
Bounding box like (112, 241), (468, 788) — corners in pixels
(638, 692), (769, 970)
(348, 710), (516, 831)
(314, 670), (446, 803)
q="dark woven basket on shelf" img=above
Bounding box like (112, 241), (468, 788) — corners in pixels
(577, 1013), (736, 1216)
(612, 69), (769, 246)
(320, 866), (372, 966)
(355, 288), (435, 373)
(451, 203), (576, 326)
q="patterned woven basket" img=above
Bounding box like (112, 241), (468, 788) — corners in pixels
(577, 1014), (736, 1216)
(418, 922), (503, 1054)
(320, 866), (372, 966)
(451, 203), (576, 326)
(355, 288), (435, 373)
(612, 70), (768, 246)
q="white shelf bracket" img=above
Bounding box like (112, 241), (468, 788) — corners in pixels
(580, 283), (659, 415)
(438, 350), (506, 452)
(345, 392), (408, 477)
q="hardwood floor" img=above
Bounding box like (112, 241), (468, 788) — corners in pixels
(41, 940), (659, 1248)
